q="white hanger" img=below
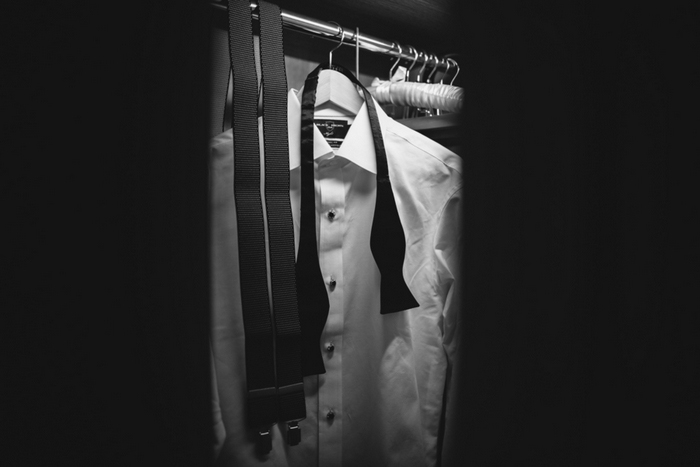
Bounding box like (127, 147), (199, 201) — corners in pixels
(314, 23), (364, 117)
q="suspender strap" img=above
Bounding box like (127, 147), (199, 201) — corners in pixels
(297, 63), (419, 374)
(227, 0), (277, 445)
(257, 0), (306, 433)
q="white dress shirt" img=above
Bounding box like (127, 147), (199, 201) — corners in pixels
(210, 88), (463, 467)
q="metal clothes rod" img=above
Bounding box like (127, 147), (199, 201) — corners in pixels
(211, 1), (451, 71)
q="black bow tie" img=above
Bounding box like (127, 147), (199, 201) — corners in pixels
(296, 63), (420, 377)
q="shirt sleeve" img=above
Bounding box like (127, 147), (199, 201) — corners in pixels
(211, 345), (226, 462)
(434, 184), (464, 465)
(434, 184), (463, 362)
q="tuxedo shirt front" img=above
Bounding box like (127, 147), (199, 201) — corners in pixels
(210, 88), (463, 467)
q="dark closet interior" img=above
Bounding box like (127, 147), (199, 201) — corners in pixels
(10, 1), (696, 466)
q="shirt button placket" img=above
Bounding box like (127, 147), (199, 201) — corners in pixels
(317, 165), (344, 466)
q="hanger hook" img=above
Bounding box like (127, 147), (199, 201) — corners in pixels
(405, 46), (419, 82)
(439, 58), (451, 84)
(355, 27), (360, 77)
(447, 58), (460, 85)
(427, 54), (440, 82)
(417, 51), (429, 82)
(328, 21), (345, 66)
(389, 43), (403, 80)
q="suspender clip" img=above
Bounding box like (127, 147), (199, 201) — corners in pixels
(257, 428), (272, 455)
(286, 421), (301, 446)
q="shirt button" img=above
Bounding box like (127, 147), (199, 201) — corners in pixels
(326, 409), (335, 420)
(327, 209), (336, 220)
(325, 342), (335, 352)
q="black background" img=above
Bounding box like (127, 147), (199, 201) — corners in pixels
(7, 1), (696, 466)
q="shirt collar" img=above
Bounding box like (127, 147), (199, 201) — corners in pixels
(287, 87), (385, 174)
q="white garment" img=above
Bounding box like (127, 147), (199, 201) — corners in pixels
(369, 78), (464, 113)
(210, 88), (463, 467)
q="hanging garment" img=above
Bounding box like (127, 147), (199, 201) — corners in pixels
(210, 87), (463, 467)
(224, 0), (306, 453)
(368, 78), (464, 113)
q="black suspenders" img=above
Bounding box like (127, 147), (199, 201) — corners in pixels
(226, 1), (418, 454)
(257, 0), (306, 445)
(227, 0), (305, 454)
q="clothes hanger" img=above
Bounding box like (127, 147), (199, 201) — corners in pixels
(328, 21), (343, 66)
(447, 58), (460, 85)
(412, 52), (432, 116)
(389, 43), (403, 81)
(439, 59), (451, 84)
(402, 46), (419, 118)
(405, 46), (419, 83)
(367, 50), (463, 118)
(427, 55), (440, 84)
(430, 58), (447, 115)
(355, 26), (360, 78)
(416, 51), (429, 83)
(314, 22), (364, 117)
(407, 50), (427, 117)
(422, 55), (438, 115)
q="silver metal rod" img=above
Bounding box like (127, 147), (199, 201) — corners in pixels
(211, 1), (450, 70)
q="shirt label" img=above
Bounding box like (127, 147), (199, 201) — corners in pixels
(314, 119), (349, 149)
